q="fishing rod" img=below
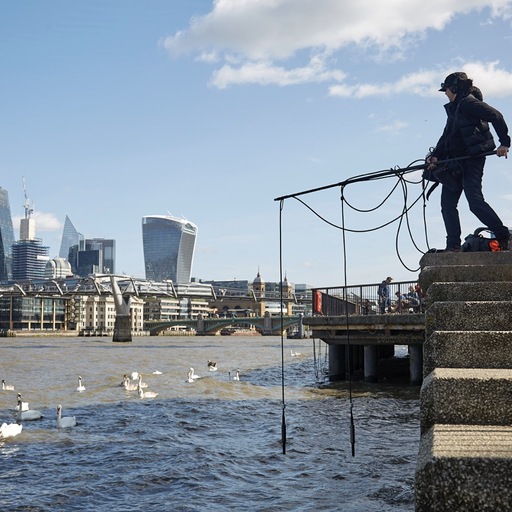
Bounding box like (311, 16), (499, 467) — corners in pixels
(273, 151), (497, 202)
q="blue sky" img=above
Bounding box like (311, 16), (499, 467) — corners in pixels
(2, 1), (512, 287)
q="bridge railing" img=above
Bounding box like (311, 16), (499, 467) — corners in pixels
(311, 280), (424, 316)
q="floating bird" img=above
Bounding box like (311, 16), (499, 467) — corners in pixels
(122, 375), (138, 391)
(137, 385), (158, 399)
(0, 422), (22, 439)
(14, 393), (29, 412)
(230, 370), (240, 381)
(76, 376), (86, 392)
(57, 404), (76, 428)
(130, 371), (139, 381)
(2, 380), (14, 391)
(186, 368), (201, 383)
(16, 397), (42, 421)
(207, 360), (218, 372)
(291, 350), (302, 357)
(137, 374), (148, 389)
(152, 370), (163, 375)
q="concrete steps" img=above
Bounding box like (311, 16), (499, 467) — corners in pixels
(415, 252), (512, 511)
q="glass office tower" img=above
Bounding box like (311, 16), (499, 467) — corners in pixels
(0, 188), (15, 281)
(142, 215), (197, 283)
(59, 215), (84, 260)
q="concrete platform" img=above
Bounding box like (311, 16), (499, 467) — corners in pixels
(424, 301), (512, 337)
(420, 368), (512, 433)
(423, 331), (512, 376)
(425, 281), (512, 304)
(415, 424), (512, 512)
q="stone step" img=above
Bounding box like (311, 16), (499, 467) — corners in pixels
(420, 263), (512, 291)
(424, 331), (512, 376)
(420, 250), (512, 268)
(415, 424), (512, 512)
(420, 368), (512, 433)
(425, 301), (512, 336)
(425, 281), (512, 304)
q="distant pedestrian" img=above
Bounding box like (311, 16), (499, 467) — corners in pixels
(378, 277), (392, 314)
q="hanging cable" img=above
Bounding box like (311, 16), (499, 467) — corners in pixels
(278, 199), (287, 455)
(340, 185), (356, 457)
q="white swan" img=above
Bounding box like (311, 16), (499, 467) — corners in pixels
(130, 371), (139, 381)
(76, 376), (86, 392)
(291, 350), (302, 357)
(152, 370), (162, 375)
(2, 379), (14, 391)
(123, 375), (138, 391)
(14, 393), (29, 412)
(137, 374), (148, 389)
(186, 368), (201, 383)
(0, 422), (22, 439)
(16, 397), (42, 421)
(230, 370), (240, 381)
(137, 385), (158, 399)
(207, 360), (218, 371)
(57, 404), (76, 428)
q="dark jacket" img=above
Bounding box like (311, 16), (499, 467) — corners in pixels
(432, 93), (511, 159)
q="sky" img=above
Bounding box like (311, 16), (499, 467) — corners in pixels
(2, 0), (512, 288)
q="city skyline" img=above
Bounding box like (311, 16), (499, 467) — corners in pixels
(2, 2), (512, 287)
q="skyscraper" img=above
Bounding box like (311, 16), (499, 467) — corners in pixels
(0, 188), (15, 281)
(59, 215), (84, 260)
(142, 215), (197, 283)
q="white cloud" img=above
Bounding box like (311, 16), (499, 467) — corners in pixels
(13, 211), (63, 235)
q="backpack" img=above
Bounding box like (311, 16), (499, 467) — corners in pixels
(461, 227), (501, 252)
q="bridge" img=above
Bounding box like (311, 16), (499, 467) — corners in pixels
(146, 314), (303, 336)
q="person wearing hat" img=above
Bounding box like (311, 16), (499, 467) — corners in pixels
(426, 71), (510, 251)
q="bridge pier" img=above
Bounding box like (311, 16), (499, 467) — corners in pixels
(364, 345), (378, 383)
(113, 315), (132, 342)
(409, 344), (423, 385)
(328, 345), (346, 381)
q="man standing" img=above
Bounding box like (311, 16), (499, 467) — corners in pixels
(426, 71), (510, 252)
(378, 276), (392, 314)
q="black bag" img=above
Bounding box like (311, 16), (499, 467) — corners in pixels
(461, 228), (500, 252)
(422, 162), (463, 199)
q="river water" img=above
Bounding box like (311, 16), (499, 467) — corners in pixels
(0, 335), (419, 511)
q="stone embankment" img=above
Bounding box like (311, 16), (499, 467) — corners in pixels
(415, 251), (512, 511)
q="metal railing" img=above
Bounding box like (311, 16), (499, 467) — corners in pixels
(311, 280), (424, 316)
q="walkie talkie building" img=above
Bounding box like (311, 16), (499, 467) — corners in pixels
(142, 215), (197, 283)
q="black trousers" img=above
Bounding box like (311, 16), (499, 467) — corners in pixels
(440, 156), (508, 248)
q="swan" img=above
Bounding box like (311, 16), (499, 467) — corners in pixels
(16, 398), (42, 421)
(57, 404), (76, 428)
(137, 374), (148, 389)
(2, 379), (14, 391)
(291, 350), (302, 357)
(137, 385), (158, 399)
(152, 370), (162, 375)
(0, 422), (22, 439)
(14, 393), (29, 412)
(207, 360), (218, 372)
(123, 375), (138, 391)
(130, 371), (139, 381)
(76, 376), (86, 392)
(230, 370), (240, 381)
(186, 368), (201, 383)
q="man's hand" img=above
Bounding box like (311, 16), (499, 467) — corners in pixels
(497, 146), (509, 158)
(427, 156), (438, 170)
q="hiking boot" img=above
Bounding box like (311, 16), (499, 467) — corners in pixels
(498, 237), (510, 251)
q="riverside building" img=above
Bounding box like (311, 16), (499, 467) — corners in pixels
(0, 188), (15, 282)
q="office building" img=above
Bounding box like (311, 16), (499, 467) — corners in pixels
(59, 215), (84, 260)
(0, 188), (15, 281)
(142, 215), (197, 283)
(11, 239), (50, 281)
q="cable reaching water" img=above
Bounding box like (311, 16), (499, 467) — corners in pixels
(279, 199), (287, 455)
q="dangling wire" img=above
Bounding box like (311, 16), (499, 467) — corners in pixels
(340, 185), (356, 457)
(278, 199), (287, 455)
